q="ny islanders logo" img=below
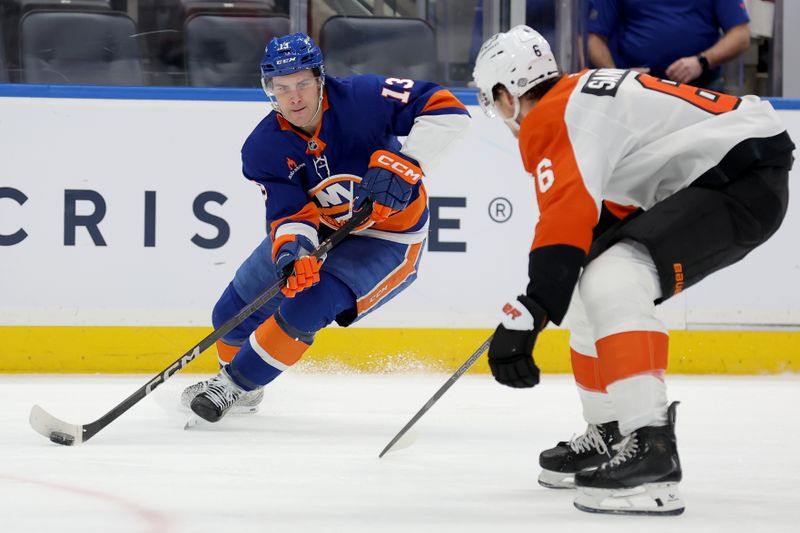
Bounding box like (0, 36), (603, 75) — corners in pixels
(310, 174), (372, 231)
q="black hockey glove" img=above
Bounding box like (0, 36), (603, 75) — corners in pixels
(488, 295), (549, 388)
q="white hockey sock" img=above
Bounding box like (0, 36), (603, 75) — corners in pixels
(606, 374), (669, 435)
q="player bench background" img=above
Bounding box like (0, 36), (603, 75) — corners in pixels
(1, 86), (798, 374)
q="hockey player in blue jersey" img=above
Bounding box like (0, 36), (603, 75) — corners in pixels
(182, 32), (471, 422)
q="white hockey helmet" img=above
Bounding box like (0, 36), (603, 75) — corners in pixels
(472, 25), (559, 119)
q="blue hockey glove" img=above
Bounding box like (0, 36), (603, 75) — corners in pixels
(272, 233), (317, 278)
(488, 295), (549, 388)
(353, 149), (423, 222)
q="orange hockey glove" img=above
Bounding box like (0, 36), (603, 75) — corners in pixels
(281, 255), (322, 298)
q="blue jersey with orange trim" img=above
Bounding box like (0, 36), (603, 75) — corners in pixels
(241, 74), (470, 245)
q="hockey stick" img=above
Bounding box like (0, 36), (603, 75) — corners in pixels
(30, 202), (374, 446)
(378, 334), (493, 458)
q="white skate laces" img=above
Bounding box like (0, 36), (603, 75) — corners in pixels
(181, 376), (264, 413)
(569, 424), (611, 457)
(203, 373), (244, 411)
(606, 434), (639, 468)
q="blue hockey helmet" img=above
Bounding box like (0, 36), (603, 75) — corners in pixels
(260, 32), (325, 80)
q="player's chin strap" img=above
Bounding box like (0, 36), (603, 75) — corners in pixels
(302, 80), (326, 129)
(503, 96), (522, 138)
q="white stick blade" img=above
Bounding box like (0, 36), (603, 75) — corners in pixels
(29, 405), (83, 445)
(381, 430), (418, 457)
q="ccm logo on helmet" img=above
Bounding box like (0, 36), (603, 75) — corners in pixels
(372, 151), (423, 183)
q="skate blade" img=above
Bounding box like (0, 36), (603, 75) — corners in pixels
(537, 469), (577, 490)
(574, 482), (685, 516)
(228, 405), (259, 415)
(184, 415), (207, 430)
(184, 409), (243, 429)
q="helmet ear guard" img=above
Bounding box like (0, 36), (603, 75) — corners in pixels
(476, 85), (498, 118)
(472, 25), (559, 119)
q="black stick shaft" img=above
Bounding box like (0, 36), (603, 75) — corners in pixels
(80, 203), (373, 442)
(378, 334), (493, 458)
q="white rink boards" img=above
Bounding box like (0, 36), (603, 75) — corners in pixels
(1, 372), (798, 533)
(1, 94), (799, 375)
(1, 96), (799, 330)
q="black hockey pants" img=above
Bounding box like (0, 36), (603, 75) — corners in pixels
(587, 131), (794, 303)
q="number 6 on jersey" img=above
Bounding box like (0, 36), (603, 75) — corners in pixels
(535, 158), (555, 193)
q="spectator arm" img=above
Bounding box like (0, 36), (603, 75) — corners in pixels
(703, 23), (750, 68)
(587, 33), (616, 69)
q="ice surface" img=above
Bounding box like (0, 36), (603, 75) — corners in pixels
(1, 373), (798, 533)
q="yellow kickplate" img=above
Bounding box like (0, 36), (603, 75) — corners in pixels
(0, 326), (797, 374)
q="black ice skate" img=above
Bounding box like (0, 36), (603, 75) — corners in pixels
(181, 377), (264, 414)
(538, 420), (623, 489)
(573, 402), (684, 516)
(190, 368), (247, 423)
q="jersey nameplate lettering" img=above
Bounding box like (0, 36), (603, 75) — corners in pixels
(581, 69), (629, 97)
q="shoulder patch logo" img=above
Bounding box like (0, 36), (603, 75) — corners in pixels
(581, 69), (629, 97)
(286, 157), (306, 180)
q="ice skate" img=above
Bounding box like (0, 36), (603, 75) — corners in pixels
(573, 402), (684, 516)
(181, 376), (264, 414)
(189, 368), (248, 423)
(538, 421), (623, 489)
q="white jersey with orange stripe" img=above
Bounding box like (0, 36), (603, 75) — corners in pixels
(517, 68), (787, 323)
(568, 69), (783, 210)
(520, 68), (786, 254)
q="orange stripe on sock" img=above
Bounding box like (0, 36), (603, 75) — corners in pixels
(596, 331), (668, 388)
(216, 339), (240, 364)
(571, 349), (605, 392)
(357, 243), (422, 315)
(252, 316), (309, 366)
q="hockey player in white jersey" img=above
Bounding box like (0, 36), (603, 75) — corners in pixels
(473, 25), (793, 515)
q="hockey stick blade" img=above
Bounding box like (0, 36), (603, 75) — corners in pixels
(30, 405), (84, 446)
(378, 334), (493, 458)
(29, 203), (373, 446)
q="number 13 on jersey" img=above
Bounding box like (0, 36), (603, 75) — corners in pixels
(381, 78), (415, 103)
